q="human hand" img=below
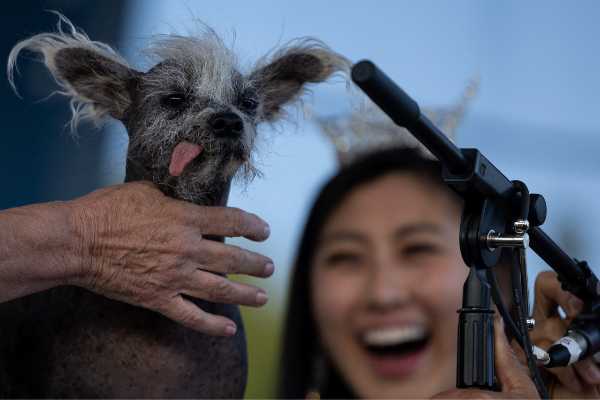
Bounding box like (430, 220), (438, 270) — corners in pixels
(530, 271), (599, 398)
(431, 316), (539, 399)
(64, 181), (274, 337)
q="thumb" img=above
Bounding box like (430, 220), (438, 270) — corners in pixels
(494, 316), (536, 395)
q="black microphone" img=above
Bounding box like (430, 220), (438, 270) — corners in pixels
(545, 318), (600, 367)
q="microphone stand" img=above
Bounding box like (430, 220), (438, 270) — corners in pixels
(350, 60), (600, 396)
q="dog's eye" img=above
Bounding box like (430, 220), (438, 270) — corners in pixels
(240, 97), (259, 112)
(238, 88), (259, 114)
(161, 94), (187, 109)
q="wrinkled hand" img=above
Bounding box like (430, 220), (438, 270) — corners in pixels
(432, 316), (539, 399)
(65, 181), (273, 337)
(530, 271), (599, 398)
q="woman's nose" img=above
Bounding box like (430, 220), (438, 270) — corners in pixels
(365, 258), (411, 311)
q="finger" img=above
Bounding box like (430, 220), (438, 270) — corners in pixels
(431, 388), (492, 399)
(536, 337), (585, 393)
(564, 296), (584, 319)
(176, 204), (270, 241)
(532, 271), (563, 321)
(529, 317), (568, 346)
(532, 271), (583, 321)
(189, 239), (274, 277)
(183, 269), (269, 307)
(159, 295), (238, 336)
(494, 316), (536, 394)
(551, 364), (586, 393)
(574, 357), (600, 386)
(553, 365), (585, 393)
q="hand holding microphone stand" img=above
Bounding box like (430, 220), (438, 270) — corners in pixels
(350, 60), (600, 398)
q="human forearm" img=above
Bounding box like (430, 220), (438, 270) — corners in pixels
(0, 201), (80, 303)
(0, 182), (274, 335)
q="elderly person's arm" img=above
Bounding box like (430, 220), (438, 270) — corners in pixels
(0, 199), (77, 302)
(0, 181), (273, 336)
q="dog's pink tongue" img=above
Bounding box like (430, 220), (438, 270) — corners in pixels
(169, 141), (203, 177)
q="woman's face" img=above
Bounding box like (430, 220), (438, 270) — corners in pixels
(310, 172), (468, 398)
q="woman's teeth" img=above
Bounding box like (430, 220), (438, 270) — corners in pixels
(362, 326), (427, 347)
(362, 326), (431, 377)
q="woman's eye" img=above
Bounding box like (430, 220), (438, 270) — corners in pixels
(324, 253), (362, 267)
(161, 94), (187, 109)
(402, 243), (439, 257)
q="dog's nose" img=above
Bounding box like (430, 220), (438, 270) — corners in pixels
(208, 112), (244, 137)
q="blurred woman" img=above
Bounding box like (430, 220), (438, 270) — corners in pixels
(278, 146), (598, 398)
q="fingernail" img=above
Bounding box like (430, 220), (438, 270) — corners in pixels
(225, 324), (237, 336)
(256, 292), (269, 305)
(264, 263), (275, 276)
(263, 224), (271, 238)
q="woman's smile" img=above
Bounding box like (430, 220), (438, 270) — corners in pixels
(360, 324), (432, 378)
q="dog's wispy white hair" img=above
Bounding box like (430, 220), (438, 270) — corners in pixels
(7, 12), (350, 204)
(8, 12), (131, 131)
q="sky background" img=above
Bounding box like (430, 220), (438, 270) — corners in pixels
(97, 0), (600, 302)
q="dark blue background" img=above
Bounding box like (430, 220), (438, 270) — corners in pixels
(0, 1), (129, 209)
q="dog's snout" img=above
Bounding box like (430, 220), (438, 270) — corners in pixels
(209, 112), (243, 137)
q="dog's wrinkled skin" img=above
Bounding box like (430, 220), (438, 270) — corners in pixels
(2, 15), (348, 397)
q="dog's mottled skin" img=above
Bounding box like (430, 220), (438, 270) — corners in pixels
(1, 15), (348, 397)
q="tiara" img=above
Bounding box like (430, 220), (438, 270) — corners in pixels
(316, 78), (479, 165)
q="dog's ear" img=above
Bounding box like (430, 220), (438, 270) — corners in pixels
(8, 14), (139, 129)
(51, 47), (138, 120)
(250, 39), (349, 120)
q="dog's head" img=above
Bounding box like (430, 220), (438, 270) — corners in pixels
(8, 15), (349, 204)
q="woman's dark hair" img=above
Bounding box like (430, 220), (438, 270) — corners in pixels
(277, 147), (450, 399)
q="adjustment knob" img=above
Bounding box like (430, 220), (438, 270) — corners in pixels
(529, 194), (547, 227)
